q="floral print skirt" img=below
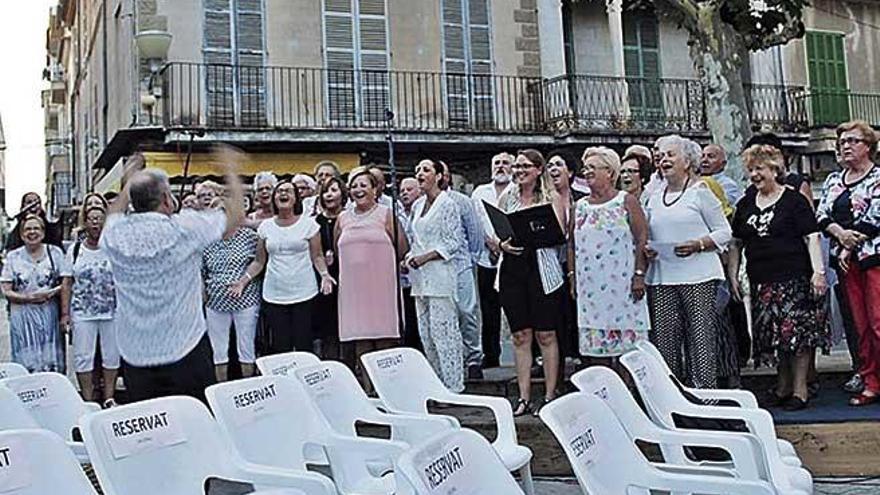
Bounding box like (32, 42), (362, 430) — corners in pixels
(752, 275), (829, 368)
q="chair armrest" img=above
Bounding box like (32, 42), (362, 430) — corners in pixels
(676, 401), (778, 444)
(236, 462), (336, 494)
(249, 489), (306, 495)
(66, 441), (90, 463)
(324, 434), (408, 477)
(643, 468), (776, 495)
(83, 402), (102, 413)
(436, 393), (519, 445)
(652, 429), (767, 481)
(652, 463), (735, 478)
(367, 397), (387, 412)
(688, 388), (759, 408)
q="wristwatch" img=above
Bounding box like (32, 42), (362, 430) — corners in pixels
(634, 269), (646, 278)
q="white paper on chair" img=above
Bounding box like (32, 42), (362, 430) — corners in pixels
(0, 439), (32, 493)
(228, 381), (285, 426)
(7, 379), (58, 411)
(559, 404), (601, 468)
(414, 438), (479, 495)
(104, 406), (187, 459)
(373, 352), (405, 379)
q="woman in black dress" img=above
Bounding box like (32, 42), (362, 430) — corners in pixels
(313, 176), (347, 361)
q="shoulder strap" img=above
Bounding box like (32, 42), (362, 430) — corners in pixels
(73, 241), (82, 264)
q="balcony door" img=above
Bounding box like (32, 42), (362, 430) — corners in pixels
(442, 0), (495, 129)
(806, 31), (850, 126)
(203, 0), (267, 127)
(623, 13), (663, 122)
(323, 0), (390, 127)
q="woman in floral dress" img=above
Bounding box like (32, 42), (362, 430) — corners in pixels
(571, 147), (650, 364)
(1, 214), (72, 372)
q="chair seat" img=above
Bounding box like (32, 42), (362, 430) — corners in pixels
(496, 443), (532, 471)
(349, 473), (396, 495)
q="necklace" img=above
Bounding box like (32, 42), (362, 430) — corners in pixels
(662, 176), (691, 207)
(353, 203), (378, 218)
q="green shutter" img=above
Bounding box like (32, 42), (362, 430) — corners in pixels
(806, 31), (850, 126)
(623, 14), (663, 118)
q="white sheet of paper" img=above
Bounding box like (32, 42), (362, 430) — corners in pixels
(105, 406), (187, 460)
(7, 379), (57, 411)
(228, 382), (284, 427)
(0, 439), (33, 493)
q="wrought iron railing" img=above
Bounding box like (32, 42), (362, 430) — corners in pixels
(160, 62), (545, 133)
(797, 91), (880, 128)
(161, 63), (849, 135)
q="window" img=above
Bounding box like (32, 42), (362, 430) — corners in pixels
(323, 0), (390, 125)
(203, 0), (266, 126)
(442, 0), (494, 128)
(623, 12), (663, 117)
(806, 31), (849, 125)
(53, 171), (72, 208)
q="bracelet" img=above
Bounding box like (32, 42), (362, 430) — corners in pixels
(319, 271), (330, 278)
(698, 239), (705, 252)
(244, 272), (253, 281)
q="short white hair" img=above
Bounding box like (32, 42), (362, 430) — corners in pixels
(658, 134), (702, 173)
(293, 174), (317, 190)
(253, 171), (278, 191)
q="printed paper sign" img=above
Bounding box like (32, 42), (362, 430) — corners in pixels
(8, 379), (57, 411)
(629, 355), (654, 390)
(104, 406), (187, 459)
(299, 367), (333, 398)
(373, 353), (405, 378)
(228, 382), (284, 426)
(0, 440), (33, 493)
(415, 439), (473, 494)
(560, 402), (600, 469)
(269, 362), (297, 377)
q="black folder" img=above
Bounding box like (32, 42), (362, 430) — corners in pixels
(483, 201), (565, 249)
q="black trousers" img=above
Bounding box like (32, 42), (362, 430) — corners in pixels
(478, 265), (502, 368)
(122, 334), (216, 404)
(402, 287), (423, 351)
(262, 299), (314, 354)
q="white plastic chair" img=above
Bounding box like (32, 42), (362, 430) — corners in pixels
(0, 429), (97, 494)
(0, 385), (91, 462)
(620, 350), (812, 494)
(394, 429), (525, 495)
(0, 372), (100, 441)
(79, 396), (337, 495)
(255, 351), (321, 377)
(635, 340), (801, 463)
(571, 366), (808, 494)
(540, 392), (778, 495)
(206, 375), (408, 495)
(360, 347), (535, 495)
(0, 362), (28, 380)
(295, 361), (454, 446)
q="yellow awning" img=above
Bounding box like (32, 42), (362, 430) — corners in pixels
(143, 151), (361, 178)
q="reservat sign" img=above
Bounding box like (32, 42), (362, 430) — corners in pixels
(105, 406), (187, 459)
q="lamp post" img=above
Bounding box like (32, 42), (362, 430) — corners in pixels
(135, 30), (172, 125)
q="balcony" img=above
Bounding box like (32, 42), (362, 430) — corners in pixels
(797, 91), (880, 128)
(160, 63), (845, 139)
(160, 62), (545, 134)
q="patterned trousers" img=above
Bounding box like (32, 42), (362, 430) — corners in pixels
(416, 296), (465, 393)
(648, 281), (720, 389)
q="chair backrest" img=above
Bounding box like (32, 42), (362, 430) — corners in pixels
(205, 375), (323, 470)
(570, 366), (658, 441)
(0, 387), (40, 431)
(395, 429), (524, 495)
(0, 373), (93, 441)
(294, 361), (381, 437)
(0, 363), (28, 380)
(635, 341), (673, 376)
(255, 352), (321, 378)
(360, 348), (448, 414)
(0, 429), (96, 494)
(540, 392), (652, 494)
(619, 350), (683, 429)
(80, 396), (250, 495)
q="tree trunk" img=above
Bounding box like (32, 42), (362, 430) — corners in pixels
(690, 5), (753, 183)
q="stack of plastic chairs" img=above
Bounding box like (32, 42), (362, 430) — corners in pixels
(0, 429), (98, 494)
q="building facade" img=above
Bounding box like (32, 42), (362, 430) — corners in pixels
(43, 0), (880, 207)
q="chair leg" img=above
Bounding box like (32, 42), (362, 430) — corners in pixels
(518, 463), (535, 495)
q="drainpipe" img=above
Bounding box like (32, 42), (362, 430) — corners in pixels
(130, 0), (139, 125)
(100, 0), (109, 193)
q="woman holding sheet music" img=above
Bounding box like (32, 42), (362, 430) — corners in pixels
(497, 149), (566, 417)
(643, 135), (732, 389)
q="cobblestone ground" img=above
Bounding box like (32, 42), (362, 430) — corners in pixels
(537, 478), (880, 494)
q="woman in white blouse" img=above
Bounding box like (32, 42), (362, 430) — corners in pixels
(237, 180), (334, 355)
(407, 159), (465, 392)
(644, 135), (732, 389)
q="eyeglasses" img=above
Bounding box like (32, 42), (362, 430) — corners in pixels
(837, 136), (868, 147)
(511, 163), (538, 170)
(620, 168), (640, 175)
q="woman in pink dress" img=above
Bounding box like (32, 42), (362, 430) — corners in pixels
(335, 167), (408, 379)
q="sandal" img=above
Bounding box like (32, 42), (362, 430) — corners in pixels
(532, 397), (552, 417)
(512, 398), (531, 417)
(849, 391), (879, 407)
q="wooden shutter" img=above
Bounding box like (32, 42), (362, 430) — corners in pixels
(806, 31), (850, 125)
(323, 0), (389, 125)
(442, 0), (494, 128)
(203, 0), (265, 126)
(623, 13), (663, 117)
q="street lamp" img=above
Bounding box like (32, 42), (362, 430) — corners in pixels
(135, 30), (173, 124)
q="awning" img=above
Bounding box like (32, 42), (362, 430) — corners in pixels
(94, 151), (361, 193)
(144, 151), (361, 177)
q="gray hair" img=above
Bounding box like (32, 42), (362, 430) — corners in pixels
(253, 171), (278, 191)
(129, 169), (170, 213)
(658, 134), (702, 173)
